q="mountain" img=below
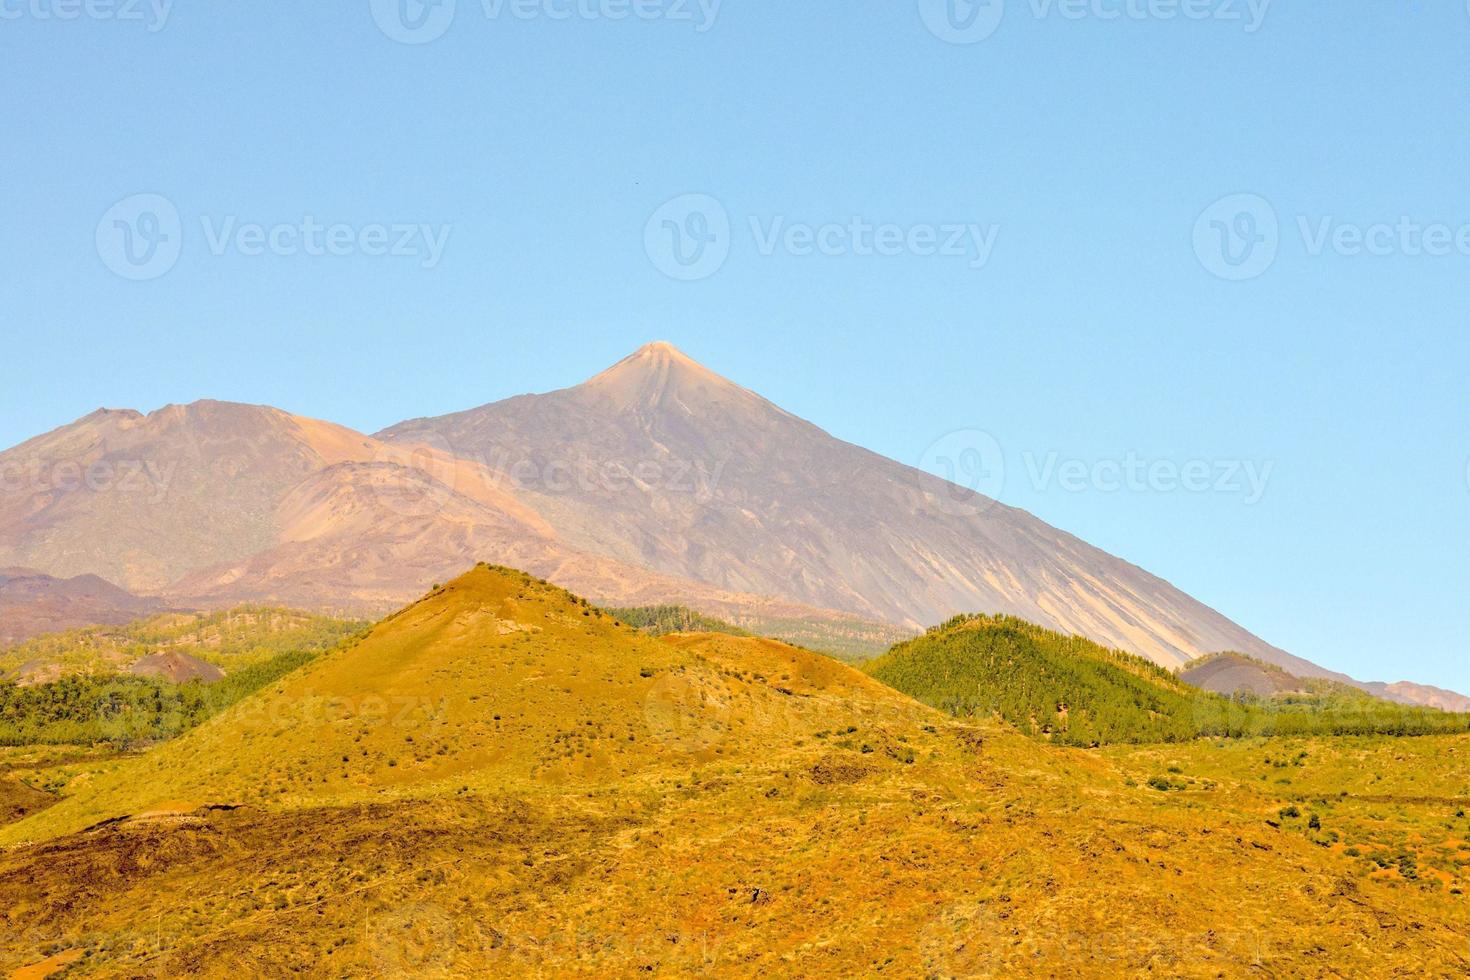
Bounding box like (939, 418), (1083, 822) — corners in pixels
(0, 568), (164, 646)
(1366, 680), (1470, 714)
(2, 344), (1459, 702)
(2, 566), (1465, 976)
(0, 399), (898, 650)
(1181, 654), (1470, 715)
(381, 342), (1312, 672)
(0, 605), (362, 685)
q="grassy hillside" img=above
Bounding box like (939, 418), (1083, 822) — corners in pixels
(605, 604), (752, 637)
(3, 568), (1469, 976)
(0, 566), (935, 841)
(607, 603), (912, 662)
(0, 649), (321, 747)
(867, 614), (1470, 745)
(0, 606), (364, 684)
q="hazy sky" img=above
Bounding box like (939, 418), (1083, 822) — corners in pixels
(2, 2), (1467, 690)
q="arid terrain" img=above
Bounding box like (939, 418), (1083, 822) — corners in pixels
(1, 567), (1466, 977)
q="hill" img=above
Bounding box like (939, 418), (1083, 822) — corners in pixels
(1180, 651), (1306, 697)
(127, 652), (225, 684)
(1, 566), (1468, 976)
(1367, 679), (1470, 714)
(607, 604), (752, 637)
(866, 614), (1470, 745)
(0, 606), (364, 684)
(0, 568), (163, 646)
(607, 603), (908, 661)
(0, 565), (928, 839)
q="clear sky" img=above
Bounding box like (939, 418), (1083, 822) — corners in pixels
(2, 2), (1467, 690)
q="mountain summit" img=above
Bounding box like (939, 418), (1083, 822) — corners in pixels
(583, 341), (741, 406)
(380, 344), (1317, 674)
(0, 343), (1404, 688)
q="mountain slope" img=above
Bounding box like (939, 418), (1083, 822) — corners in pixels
(0, 568), (165, 646)
(0, 399), (897, 653)
(2, 346), (1457, 702)
(0, 402), (376, 591)
(382, 342), (1303, 672)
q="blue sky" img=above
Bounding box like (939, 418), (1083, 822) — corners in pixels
(2, 2), (1467, 689)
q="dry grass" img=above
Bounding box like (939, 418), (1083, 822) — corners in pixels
(1, 566), (1466, 977)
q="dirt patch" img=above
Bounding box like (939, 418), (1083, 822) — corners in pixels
(808, 757), (874, 785)
(0, 779), (57, 827)
(0, 796), (631, 976)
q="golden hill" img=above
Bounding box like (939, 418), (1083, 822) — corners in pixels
(0, 565), (934, 841)
(1, 566), (1468, 976)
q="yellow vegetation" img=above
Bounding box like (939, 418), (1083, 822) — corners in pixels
(1, 566), (1467, 977)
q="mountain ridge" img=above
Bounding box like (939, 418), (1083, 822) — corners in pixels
(1, 344), (1459, 704)
(380, 343), (1309, 670)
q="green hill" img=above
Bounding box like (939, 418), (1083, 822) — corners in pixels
(0, 606), (365, 683)
(866, 614), (1470, 746)
(0, 607), (367, 747)
(606, 603), (910, 662)
(605, 604), (752, 637)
